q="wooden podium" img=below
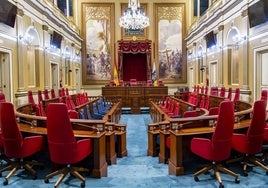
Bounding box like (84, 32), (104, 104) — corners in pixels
(102, 86), (168, 114)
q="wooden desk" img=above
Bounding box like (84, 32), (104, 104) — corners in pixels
(18, 123), (108, 178)
(167, 119), (251, 176)
(102, 86), (168, 114)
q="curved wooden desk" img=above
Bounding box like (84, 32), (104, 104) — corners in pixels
(167, 119), (251, 176)
(18, 122), (107, 178)
(148, 97), (253, 175)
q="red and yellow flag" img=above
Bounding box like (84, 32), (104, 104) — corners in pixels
(113, 63), (119, 86)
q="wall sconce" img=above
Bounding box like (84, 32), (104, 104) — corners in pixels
(200, 66), (207, 72)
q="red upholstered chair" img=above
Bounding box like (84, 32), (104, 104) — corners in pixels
(119, 80), (124, 86)
(193, 85), (197, 93)
(210, 86), (218, 96)
(51, 88), (56, 98)
(58, 88), (63, 97)
(232, 88), (240, 103)
(183, 110), (197, 118)
(28, 90), (35, 106)
(199, 95), (206, 108)
(200, 86), (204, 94)
(261, 89), (268, 101)
(61, 88), (66, 97)
(66, 95), (75, 110)
(37, 90), (43, 104)
(231, 100), (268, 176)
(204, 86), (208, 95)
(208, 107), (219, 115)
(0, 93), (6, 102)
(168, 102), (180, 118)
(129, 78), (137, 86)
(204, 95), (210, 110)
(196, 85), (200, 94)
(227, 87), (232, 101)
(219, 87), (226, 98)
(35, 102), (46, 117)
(45, 103), (92, 187)
(158, 79), (163, 86)
(162, 99), (175, 114)
(75, 93), (82, 106)
(0, 102), (43, 185)
(65, 88), (69, 96)
(190, 101), (239, 188)
(147, 79), (152, 86)
(159, 97), (169, 111)
(109, 80), (115, 87)
(44, 89), (50, 100)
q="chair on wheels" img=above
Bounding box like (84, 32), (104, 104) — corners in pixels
(231, 100), (268, 176)
(190, 101), (239, 188)
(0, 102), (44, 186)
(45, 103), (92, 188)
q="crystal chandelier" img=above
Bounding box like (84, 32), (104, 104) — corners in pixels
(119, 0), (150, 30)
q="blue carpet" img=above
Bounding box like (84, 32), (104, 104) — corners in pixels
(0, 114), (268, 187)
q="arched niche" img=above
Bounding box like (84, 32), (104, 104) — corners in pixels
(117, 40), (152, 82)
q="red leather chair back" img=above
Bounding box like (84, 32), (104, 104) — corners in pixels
(200, 86), (204, 94)
(130, 79), (137, 86)
(28, 90), (35, 105)
(261, 90), (267, 108)
(210, 86), (218, 96)
(208, 107), (219, 115)
(46, 103), (77, 164)
(199, 95), (205, 108)
(44, 89), (49, 100)
(172, 102), (180, 116)
(35, 102), (46, 117)
(51, 88), (56, 98)
(158, 79), (163, 86)
(0, 93), (6, 102)
(76, 93), (82, 106)
(119, 80), (124, 86)
(61, 88), (66, 97)
(246, 100), (267, 154)
(204, 86), (208, 95)
(204, 96), (210, 109)
(37, 90), (43, 104)
(183, 110), (197, 118)
(227, 87), (232, 100)
(233, 88), (240, 103)
(211, 101), (234, 160)
(58, 89), (63, 97)
(219, 87), (225, 98)
(0, 102), (23, 158)
(65, 88), (69, 96)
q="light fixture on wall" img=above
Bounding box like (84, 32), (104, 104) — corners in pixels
(119, 0), (150, 30)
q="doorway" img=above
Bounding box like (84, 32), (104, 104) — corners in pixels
(50, 63), (59, 91)
(0, 49), (12, 102)
(255, 49), (268, 103)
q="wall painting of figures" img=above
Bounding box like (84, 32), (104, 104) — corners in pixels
(155, 3), (187, 83)
(82, 3), (114, 85)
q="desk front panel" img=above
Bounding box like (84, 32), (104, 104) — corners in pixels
(102, 86), (168, 112)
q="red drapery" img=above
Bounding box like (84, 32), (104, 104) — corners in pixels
(118, 40), (152, 82)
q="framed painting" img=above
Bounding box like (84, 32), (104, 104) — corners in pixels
(121, 3), (148, 40)
(155, 3), (187, 83)
(82, 3), (114, 85)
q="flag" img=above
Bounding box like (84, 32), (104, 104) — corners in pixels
(152, 61), (156, 85)
(113, 63), (119, 86)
